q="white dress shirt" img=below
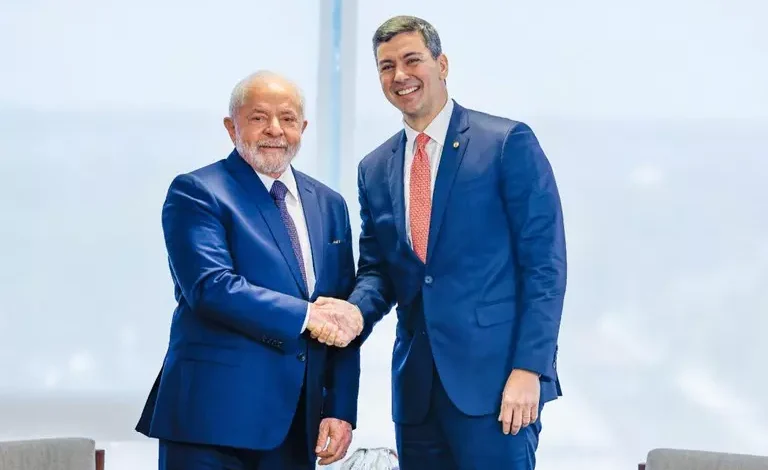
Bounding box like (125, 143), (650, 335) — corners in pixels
(402, 97), (454, 247)
(255, 168), (314, 333)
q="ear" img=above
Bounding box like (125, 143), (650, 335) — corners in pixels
(301, 119), (308, 133)
(223, 117), (236, 144)
(438, 53), (449, 81)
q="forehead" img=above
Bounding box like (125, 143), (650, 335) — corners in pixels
(241, 81), (301, 113)
(376, 31), (429, 62)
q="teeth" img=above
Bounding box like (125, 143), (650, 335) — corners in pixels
(397, 86), (419, 96)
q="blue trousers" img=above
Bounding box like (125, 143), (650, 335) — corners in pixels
(395, 361), (543, 470)
(158, 388), (313, 470)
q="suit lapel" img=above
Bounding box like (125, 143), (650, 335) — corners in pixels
(388, 132), (422, 263)
(223, 151), (308, 298)
(426, 105), (470, 264)
(295, 170), (323, 299)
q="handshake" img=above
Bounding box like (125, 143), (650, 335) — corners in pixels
(307, 297), (364, 348)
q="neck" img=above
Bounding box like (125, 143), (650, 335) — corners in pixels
(403, 93), (449, 132)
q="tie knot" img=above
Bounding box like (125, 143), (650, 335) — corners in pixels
(269, 180), (288, 201)
(415, 133), (430, 151)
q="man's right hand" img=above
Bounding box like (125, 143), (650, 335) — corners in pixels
(307, 298), (363, 347)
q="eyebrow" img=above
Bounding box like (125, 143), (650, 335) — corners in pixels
(246, 106), (298, 116)
(378, 51), (424, 67)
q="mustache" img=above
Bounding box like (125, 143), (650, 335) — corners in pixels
(256, 139), (289, 148)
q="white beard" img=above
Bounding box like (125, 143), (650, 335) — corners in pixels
(235, 132), (300, 176)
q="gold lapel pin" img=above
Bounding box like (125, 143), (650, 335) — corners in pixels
(453, 141), (459, 148)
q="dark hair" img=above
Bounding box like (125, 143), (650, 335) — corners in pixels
(372, 15), (442, 60)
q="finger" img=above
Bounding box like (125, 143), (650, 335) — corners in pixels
(319, 431), (350, 465)
(323, 325), (338, 346)
(324, 428), (340, 456)
(314, 324), (328, 343)
(317, 323), (334, 345)
(317, 445), (334, 459)
(499, 402), (513, 434)
(315, 296), (333, 305)
(317, 433), (339, 462)
(510, 405), (523, 435)
(315, 421), (330, 454)
(322, 322), (339, 346)
(521, 407), (531, 428)
(339, 328), (355, 347)
(530, 404), (539, 424)
(334, 333), (348, 347)
(319, 441), (348, 465)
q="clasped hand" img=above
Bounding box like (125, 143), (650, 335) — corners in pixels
(307, 297), (363, 348)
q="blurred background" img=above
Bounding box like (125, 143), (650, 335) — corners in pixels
(1, 0), (766, 468)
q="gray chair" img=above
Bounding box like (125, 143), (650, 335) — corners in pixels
(639, 448), (768, 470)
(0, 438), (105, 470)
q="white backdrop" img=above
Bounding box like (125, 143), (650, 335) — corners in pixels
(1, 1), (766, 469)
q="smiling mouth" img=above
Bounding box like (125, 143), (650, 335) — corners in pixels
(396, 86), (420, 96)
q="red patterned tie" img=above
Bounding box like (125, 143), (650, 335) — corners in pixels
(410, 133), (432, 262)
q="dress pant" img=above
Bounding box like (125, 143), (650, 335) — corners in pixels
(396, 344), (543, 470)
(159, 386), (313, 470)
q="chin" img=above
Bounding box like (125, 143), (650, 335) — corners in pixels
(402, 103), (426, 118)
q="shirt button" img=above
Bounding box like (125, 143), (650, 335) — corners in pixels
(297, 352), (306, 362)
(424, 275), (433, 285)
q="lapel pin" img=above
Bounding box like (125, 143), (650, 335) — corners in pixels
(453, 141), (459, 148)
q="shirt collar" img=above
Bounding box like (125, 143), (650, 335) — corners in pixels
(255, 165), (300, 201)
(403, 96), (454, 150)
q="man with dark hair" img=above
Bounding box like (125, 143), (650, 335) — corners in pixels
(319, 14), (567, 470)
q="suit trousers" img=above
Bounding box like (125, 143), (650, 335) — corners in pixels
(395, 341), (543, 470)
(158, 383), (313, 470)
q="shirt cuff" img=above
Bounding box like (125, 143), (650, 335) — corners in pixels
(300, 303), (310, 333)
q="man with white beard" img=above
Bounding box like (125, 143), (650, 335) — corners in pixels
(135, 71), (365, 470)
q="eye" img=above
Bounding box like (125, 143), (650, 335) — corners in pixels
(379, 64), (392, 72)
(407, 58), (421, 65)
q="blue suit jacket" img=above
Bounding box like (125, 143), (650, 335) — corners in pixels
(136, 151), (359, 453)
(348, 102), (567, 423)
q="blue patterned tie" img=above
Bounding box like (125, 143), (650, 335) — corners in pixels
(269, 180), (308, 289)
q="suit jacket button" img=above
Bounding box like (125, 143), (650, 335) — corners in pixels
(424, 275), (433, 285)
(297, 352), (306, 362)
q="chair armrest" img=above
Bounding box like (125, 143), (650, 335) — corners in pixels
(96, 448), (105, 470)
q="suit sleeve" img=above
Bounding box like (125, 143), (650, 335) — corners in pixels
(322, 198), (361, 428)
(500, 123), (567, 382)
(163, 174), (307, 343)
(347, 163), (396, 343)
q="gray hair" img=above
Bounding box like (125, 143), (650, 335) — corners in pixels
(372, 15), (442, 61)
(228, 70), (306, 119)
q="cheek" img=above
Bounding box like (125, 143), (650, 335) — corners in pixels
(380, 76), (393, 92)
(237, 124), (262, 140)
(285, 129), (303, 146)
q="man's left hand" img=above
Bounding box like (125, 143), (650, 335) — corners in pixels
(315, 417), (353, 465)
(498, 369), (540, 435)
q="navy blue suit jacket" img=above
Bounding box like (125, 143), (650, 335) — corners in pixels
(136, 151), (359, 453)
(348, 102), (567, 423)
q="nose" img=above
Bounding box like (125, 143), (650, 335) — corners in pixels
(264, 116), (284, 137)
(393, 66), (409, 83)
